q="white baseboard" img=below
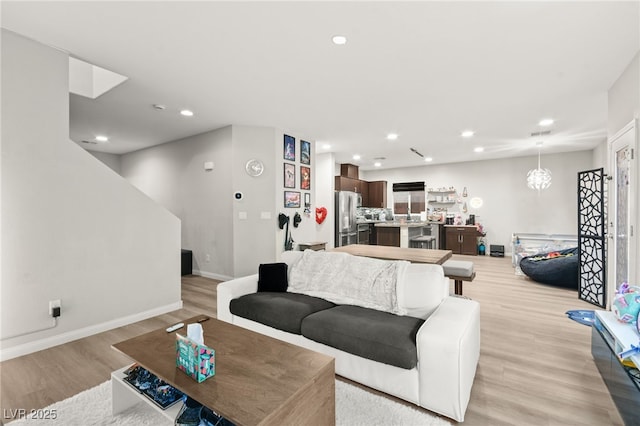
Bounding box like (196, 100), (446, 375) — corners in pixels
(192, 269), (233, 281)
(0, 300), (183, 362)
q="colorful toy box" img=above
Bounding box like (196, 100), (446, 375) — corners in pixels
(175, 334), (215, 383)
(612, 283), (640, 324)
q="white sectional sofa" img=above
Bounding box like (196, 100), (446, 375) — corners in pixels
(217, 250), (480, 422)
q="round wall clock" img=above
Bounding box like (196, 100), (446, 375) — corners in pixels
(245, 159), (264, 177)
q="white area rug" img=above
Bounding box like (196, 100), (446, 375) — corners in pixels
(9, 379), (449, 425)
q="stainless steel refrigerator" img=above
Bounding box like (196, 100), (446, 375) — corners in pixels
(335, 191), (358, 247)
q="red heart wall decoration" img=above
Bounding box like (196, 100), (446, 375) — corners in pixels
(315, 207), (328, 224)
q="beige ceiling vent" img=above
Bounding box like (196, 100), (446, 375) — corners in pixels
(69, 57), (128, 99)
(81, 140), (98, 144)
(530, 130), (551, 137)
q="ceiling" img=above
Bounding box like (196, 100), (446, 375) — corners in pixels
(2, 1), (639, 170)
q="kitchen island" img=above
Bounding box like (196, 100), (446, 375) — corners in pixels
(374, 221), (442, 248)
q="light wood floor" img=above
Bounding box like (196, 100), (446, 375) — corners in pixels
(0, 255), (623, 425)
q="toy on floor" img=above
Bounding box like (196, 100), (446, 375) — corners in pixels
(565, 309), (594, 326)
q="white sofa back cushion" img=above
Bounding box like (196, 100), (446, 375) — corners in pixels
(398, 263), (448, 318)
(280, 250), (448, 318)
(286, 249), (408, 315)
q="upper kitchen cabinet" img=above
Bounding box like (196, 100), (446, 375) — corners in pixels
(335, 177), (369, 204)
(367, 181), (387, 208)
(340, 163), (359, 179)
(335, 164), (386, 207)
(336, 176), (364, 193)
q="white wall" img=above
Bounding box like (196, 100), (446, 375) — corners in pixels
(121, 127), (235, 279)
(608, 51), (640, 137)
(231, 126), (279, 277)
(592, 140), (608, 170)
(315, 153), (336, 249)
(89, 151), (122, 174)
(121, 125), (318, 278)
(272, 130), (318, 258)
(361, 151), (593, 253)
(608, 50), (640, 288)
(0, 31), (181, 360)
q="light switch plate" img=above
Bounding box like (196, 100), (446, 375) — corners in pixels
(238, 211), (248, 220)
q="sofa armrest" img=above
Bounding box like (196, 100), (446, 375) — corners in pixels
(216, 274), (258, 323)
(416, 296), (480, 422)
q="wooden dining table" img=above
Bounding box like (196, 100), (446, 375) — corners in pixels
(331, 244), (452, 265)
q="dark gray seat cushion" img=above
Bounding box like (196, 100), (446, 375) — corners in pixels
(301, 305), (425, 369)
(229, 292), (336, 334)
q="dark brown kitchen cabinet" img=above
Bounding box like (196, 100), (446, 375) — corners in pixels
(367, 181), (387, 208)
(445, 226), (480, 255)
(376, 227), (400, 247)
(357, 180), (369, 205)
(335, 177), (369, 205)
(335, 176), (357, 192)
(340, 163), (359, 179)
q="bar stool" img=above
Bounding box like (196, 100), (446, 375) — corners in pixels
(409, 235), (436, 249)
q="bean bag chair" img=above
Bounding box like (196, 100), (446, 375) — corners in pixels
(519, 247), (579, 289)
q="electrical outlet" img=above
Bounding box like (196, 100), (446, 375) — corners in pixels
(205, 254), (211, 263)
(49, 299), (61, 316)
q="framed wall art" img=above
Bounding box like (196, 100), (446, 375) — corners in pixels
(300, 166), (311, 190)
(284, 163), (295, 188)
(284, 191), (301, 208)
(283, 134), (295, 161)
(301, 140), (311, 165)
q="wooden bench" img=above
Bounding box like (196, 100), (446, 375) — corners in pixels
(442, 260), (475, 296)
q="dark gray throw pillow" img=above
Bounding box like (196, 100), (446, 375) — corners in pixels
(258, 262), (288, 292)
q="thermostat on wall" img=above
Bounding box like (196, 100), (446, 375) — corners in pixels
(234, 192), (243, 200)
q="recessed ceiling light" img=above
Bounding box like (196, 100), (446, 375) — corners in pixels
(95, 135), (109, 142)
(474, 147), (484, 153)
(424, 157), (433, 162)
(461, 130), (475, 138)
(374, 162), (382, 167)
(322, 144), (331, 150)
(352, 154), (361, 160)
(386, 133), (398, 141)
(539, 118), (554, 126)
(332, 35), (347, 45)
(180, 109), (194, 117)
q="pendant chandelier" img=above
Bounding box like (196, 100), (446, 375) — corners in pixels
(527, 143), (552, 191)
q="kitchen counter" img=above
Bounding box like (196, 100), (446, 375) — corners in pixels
(373, 222), (437, 248)
(444, 224), (485, 236)
(374, 221), (436, 228)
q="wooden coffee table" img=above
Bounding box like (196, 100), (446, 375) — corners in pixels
(112, 316), (335, 425)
